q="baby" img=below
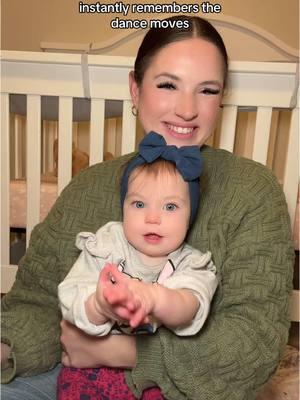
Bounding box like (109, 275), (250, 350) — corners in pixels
(58, 132), (218, 337)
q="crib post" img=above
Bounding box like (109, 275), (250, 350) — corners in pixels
(90, 98), (105, 164)
(283, 99), (299, 225)
(219, 105), (238, 152)
(121, 100), (136, 155)
(58, 97), (73, 194)
(1, 93), (10, 266)
(26, 95), (41, 246)
(252, 107), (273, 165)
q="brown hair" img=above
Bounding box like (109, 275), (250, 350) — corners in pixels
(128, 159), (178, 184)
(134, 15), (228, 88)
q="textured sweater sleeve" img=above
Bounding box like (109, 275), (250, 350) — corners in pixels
(162, 249), (218, 336)
(1, 157), (127, 383)
(1, 193), (67, 383)
(126, 161), (295, 399)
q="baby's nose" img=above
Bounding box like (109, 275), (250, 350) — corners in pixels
(145, 210), (161, 224)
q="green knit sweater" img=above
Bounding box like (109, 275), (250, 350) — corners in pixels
(1, 146), (294, 400)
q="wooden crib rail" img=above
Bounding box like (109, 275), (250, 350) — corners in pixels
(1, 52), (299, 320)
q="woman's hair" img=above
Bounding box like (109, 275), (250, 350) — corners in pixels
(134, 15), (229, 88)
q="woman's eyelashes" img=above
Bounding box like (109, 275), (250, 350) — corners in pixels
(157, 81), (177, 90)
(201, 88), (220, 95)
(156, 82), (220, 95)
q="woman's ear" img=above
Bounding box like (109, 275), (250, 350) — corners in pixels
(129, 71), (139, 107)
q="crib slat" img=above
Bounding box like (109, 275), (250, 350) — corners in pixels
(90, 98), (105, 165)
(252, 107), (272, 165)
(219, 106), (238, 152)
(58, 97), (73, 194)
(283, 106), (299, 225)
(1, 93), (10, 266)
(121, 100), (136, 155)
(26, 95), (41, 246)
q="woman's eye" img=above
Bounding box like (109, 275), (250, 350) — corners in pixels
(134, 201), (144, 209)
(164, 203), (177, 211)
(157, 82), (176, 90)
(201, 88), (220, 96)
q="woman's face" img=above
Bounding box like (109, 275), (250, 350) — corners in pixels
(130, 38), (224, 147)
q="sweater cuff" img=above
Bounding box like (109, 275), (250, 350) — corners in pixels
(125, 333), (163, 397)
(1, 338), (17, 384)
(125, 332), (181, 399)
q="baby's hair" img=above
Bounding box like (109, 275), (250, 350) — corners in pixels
(128, 159), (179, 183)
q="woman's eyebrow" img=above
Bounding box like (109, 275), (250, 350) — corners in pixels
(201, 80), (222, 88)
(154, 73), (179, 81)
(154, 74), (222, 88)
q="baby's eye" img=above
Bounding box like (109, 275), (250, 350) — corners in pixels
(164, 203), (177, 211)
(133, 201), (144, 209)
(200, 88), (220, 96)
(157, 82), (176, 90)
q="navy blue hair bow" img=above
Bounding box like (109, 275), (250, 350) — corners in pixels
(139, 132), (203, 181)
(120, 131), (203, 226)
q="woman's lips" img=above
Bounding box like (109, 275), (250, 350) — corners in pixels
(164, 123), (196, 138)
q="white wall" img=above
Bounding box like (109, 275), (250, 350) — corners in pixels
(1, 0), (298, 61)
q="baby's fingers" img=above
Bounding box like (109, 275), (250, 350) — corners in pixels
(103, 284), (140, 312)
(103, 286), (127, 305)
(129, 306), (148, 328)
(111, 305), (133, 322)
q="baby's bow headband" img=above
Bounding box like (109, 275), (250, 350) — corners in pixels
(120, 131), (203, 226)
(138, 131), (203, 181)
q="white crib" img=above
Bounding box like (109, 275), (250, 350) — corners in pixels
(0, 50), (299, 320)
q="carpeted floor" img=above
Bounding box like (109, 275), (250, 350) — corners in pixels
(256, 324), (299, 400)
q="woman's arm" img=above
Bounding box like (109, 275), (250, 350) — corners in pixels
(126, 163), (295, 399)
(60, 320), (136, 369)
(1, 156), (130, 383)
(1, 208), (65, 383)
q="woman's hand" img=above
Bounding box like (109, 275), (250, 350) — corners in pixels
(1, 343), (11, 369)
(60, 320), (137, 369)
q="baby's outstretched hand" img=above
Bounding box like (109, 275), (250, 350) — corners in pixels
(100, 264), (153, 328)
(100, 264), (139, 319)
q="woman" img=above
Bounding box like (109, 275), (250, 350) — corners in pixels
(1, 15), (294, 400)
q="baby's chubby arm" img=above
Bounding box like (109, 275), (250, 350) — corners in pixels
(93, 264), (199, 329)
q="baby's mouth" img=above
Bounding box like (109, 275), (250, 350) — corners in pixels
(144, 233), (162, 243)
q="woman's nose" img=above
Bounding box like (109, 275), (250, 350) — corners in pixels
(175, 93), (198, 121)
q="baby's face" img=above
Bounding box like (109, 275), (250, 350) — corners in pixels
(123, 169), (190, 266)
